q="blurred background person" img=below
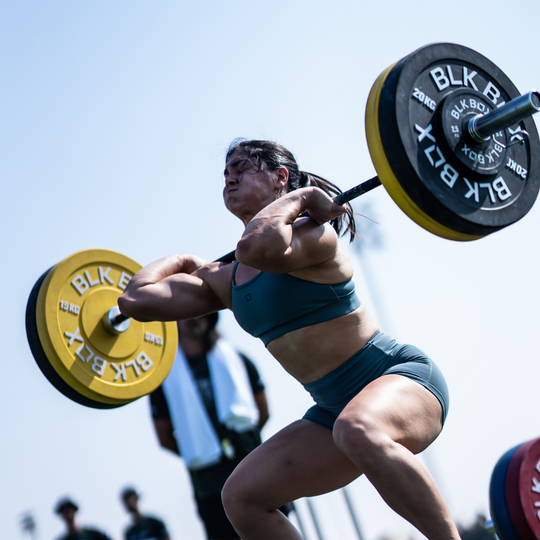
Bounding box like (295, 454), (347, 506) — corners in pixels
(120, 486), (171, 540)
(459, 514), (496, 540)
(149, 313), (275, 540)
(54, 497), (112, 540)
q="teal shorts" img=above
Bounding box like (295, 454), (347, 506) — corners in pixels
(302, 332), (449, 430)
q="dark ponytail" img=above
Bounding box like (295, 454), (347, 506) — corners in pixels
(226, 139), (357, 242)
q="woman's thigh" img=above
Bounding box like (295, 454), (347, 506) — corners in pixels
(223, 419), (362, 509)
(335, 374), (444, 455)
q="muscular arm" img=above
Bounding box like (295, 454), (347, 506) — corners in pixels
(235, 187), (347, 274)
(118, 255), (227, 322)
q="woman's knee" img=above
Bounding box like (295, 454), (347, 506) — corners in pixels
(221, 470), (248, 523)
(224, 470), (290, 536)
(333, 411), (391, 467)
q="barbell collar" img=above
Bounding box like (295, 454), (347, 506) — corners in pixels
(102, 306), (131, 335)
(468, 90), (540, 143)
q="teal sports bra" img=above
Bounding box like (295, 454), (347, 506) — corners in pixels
(231, 262), (361, 346)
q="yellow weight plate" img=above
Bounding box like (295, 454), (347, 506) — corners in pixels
(365, 64), (484, 242)
(35, 249), (178, 405)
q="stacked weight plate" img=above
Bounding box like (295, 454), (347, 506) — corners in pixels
(366, 43), (540, 240)
(490, 437), (540, 540)
(26, 249), (178, 409)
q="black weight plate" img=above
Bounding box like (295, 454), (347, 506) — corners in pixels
(490, 444), (522, 540)
(25, 268), (123, 409)
(377, 42), (540, 237)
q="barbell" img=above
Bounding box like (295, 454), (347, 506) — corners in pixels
(24, 42), (540, 538)
(26, 42), (540, 409)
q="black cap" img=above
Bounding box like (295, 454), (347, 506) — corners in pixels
(55, 497), (78, 514)
(120, 486), (139, 500)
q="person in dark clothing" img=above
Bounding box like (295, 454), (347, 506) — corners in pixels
(150, 313), (272, 540)
(120, 487), (171, 540)
(54, 497), (112, 540)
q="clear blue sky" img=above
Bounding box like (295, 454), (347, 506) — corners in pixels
(2, 1), (540, 539)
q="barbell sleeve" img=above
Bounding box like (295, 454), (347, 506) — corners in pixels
(468, 90), (540, 143)
(103, 306), (130, 333)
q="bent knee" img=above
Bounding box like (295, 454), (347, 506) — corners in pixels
(222, 470), (283, 533)
(221, 471), (245, 522)
(333, 411), (386, 459)
(222, 469), (267, 523)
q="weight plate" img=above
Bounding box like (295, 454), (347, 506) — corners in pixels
(366, 63), (483, 241)
(26, 268), (119, 409)
(519, 437), (540, 539)
(506, 440), (537, 540)
(490, 444), (522, 540)
(29, 249), (178, 407)
(366, 42), (540, 239)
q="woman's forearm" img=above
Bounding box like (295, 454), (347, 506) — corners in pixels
(236, 189), (311, 263)
(236, 187), (344, 268)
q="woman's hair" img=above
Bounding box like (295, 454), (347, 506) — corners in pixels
(226, 139), (356, 241)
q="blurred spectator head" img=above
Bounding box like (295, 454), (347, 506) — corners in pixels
(54, 497), (78, 523)
(120, 486), (140, 514)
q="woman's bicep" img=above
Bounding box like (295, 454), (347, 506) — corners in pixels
(119, 270), (224, 322)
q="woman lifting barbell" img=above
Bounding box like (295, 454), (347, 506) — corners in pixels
(118, 139), (459, 540)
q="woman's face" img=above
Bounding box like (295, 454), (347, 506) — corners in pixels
(223, 150), (287, 224)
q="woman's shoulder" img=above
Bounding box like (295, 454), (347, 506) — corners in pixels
(195, 260), (236, 308)
(287, 238), (353, 284)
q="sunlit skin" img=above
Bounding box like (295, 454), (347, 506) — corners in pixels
(223, 154), (284, 225)
(118, 149), (461, 540)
